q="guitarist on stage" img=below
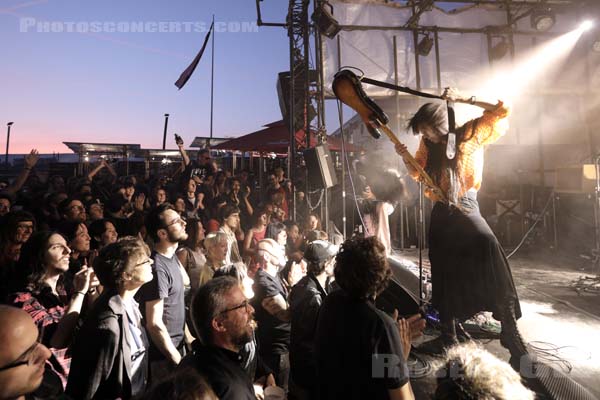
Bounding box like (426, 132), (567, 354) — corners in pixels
(394, 88), (529, 368)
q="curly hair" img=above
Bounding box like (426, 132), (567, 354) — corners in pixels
(334, 236), (390, 300)
(93, 236), (150, 290)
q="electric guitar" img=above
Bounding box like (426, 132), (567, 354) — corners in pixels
(332, 69), (448, 204)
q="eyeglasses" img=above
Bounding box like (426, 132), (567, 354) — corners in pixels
(166, 217), (185, 227)
(218, 300), (251, 316)
(0, 339), (44, 372)
(133, 258), (153, 268)
(17, 223), (34, 231)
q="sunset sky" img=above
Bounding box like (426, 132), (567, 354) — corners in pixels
(1, 0), (341, 154)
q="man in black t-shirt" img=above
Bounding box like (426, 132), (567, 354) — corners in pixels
(176, 139), (216, 187)
(180, 276), (276, 400)
(252, 238), (291, 392)
(315, 237), (425, 400)
(137, 203), (189, 383)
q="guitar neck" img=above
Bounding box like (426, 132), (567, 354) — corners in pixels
(379, 124), (448, 202)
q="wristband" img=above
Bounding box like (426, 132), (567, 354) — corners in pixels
(76, 291), (86, 296)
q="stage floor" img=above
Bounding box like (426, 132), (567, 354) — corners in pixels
(394, 248), (600, 398)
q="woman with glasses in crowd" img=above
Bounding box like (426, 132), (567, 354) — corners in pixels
(66, 237), (153, 399)
(9, 231), (93, 388)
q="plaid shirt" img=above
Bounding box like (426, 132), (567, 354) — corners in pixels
(10, 287), (72, 388)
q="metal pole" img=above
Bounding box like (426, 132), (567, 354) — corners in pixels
(210, 14), (215, 141)
(434, 29), (442, 91)
(5, 122), (13, 165)
(418, 181), (424, 307)
(337, 35), (347, 239)
(162, 114), (169, 150)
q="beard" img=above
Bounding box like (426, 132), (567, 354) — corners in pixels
(231, 319), (256, 348)
(167, 229), (188, 244)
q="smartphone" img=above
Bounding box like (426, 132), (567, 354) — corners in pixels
(174, 133), (183, 145)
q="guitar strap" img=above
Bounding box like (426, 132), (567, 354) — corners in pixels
(359, 76), (457, 158)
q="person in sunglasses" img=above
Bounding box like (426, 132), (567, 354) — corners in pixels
(66, 237), (154, 399)
(0, 305), (52, 400)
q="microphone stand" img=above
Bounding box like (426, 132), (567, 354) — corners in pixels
(418, 181), (425, 308)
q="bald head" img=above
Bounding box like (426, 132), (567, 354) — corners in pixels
(0, 305), (34, 346)
(0, 305), (51, 400)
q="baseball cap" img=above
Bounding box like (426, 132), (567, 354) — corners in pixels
(304, 240), (338, 263)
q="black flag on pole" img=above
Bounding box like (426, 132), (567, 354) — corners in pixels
(174, 22), (214, 90)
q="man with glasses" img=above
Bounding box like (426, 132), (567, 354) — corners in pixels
(0, 305), (52, 400)
(181, 276), (272, 400)
(59, 197), (87, 223)
(137, 204), (190, 383)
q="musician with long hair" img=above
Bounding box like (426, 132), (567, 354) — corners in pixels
(395, 88), (528, 367)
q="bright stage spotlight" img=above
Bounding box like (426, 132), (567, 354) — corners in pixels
(580, 20), (594, 32)
(417, 34), (434, 57)
(531, 7), (556, 32)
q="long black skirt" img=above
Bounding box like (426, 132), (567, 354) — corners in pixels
(428, 193), (521, 321)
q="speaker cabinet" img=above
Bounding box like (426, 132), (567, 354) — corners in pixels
(304, 144), (338, 189)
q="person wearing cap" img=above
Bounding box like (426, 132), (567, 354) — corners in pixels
(288, 240), (337, 400)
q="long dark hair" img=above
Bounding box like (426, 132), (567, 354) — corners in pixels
(409, 102), (466, 205)
(16, 230), (67, 294)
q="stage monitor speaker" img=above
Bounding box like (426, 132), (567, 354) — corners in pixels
(375, 256), (422, 316)
(304, 144), (338, 189)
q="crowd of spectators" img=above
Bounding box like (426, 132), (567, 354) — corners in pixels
(0, 147), (536, 400)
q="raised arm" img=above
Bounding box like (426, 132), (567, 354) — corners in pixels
(176, 137), (191, 167)
(441, 87), (499, 112)
(6, 149), (39, 194)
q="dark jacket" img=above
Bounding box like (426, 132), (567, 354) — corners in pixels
(288, 273), (329, 388)
(66, 291), (149, 399)
(179, 341), (256, 400)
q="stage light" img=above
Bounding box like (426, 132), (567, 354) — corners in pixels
(490, 37), (510, 61)
(312, 1), (341, 39)
(417, 34), (434, 57)
(580, 20), (594, 32)
(531, 7), (556, 32)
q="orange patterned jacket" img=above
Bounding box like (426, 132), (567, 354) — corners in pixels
(410, 101), (510, 200)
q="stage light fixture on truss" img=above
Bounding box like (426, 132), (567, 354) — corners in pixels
(490, 37), (510, 61)
(417, 34), (434, 56)
(531, 7), (556, 32)
(312, 1), (341, 39)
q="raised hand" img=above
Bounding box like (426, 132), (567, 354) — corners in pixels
(73, 266), (92, 294)
(134, 192), (146, 212)
(441, 87), (464, 103)
(24, 149), (40, 169)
